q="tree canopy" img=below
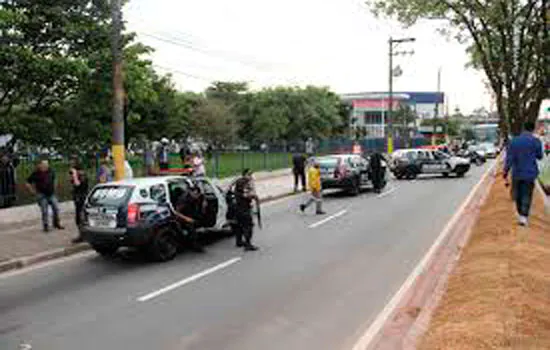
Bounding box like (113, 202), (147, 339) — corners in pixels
(368, 0), (549, 136)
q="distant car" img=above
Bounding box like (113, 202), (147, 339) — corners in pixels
(479, 143), (498, 158)
(82, 176), (233, 262)
(316, 154), (387, 195)
(390, 149), (471, 180)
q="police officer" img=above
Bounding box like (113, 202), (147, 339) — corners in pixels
(369, 152), (386, 194)
(174, 184), (206, 253)
(232, 168), (259, 251)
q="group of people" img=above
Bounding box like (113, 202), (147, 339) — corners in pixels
(156, 138), (206, 176)
(172, 168), (260, 253)
(25, 158), (89, 243)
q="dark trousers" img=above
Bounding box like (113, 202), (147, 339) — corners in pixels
(293, 168), (306, 191)
(38, 194), (61, 229)
(74, 195), (86, 228)
(371, 167), (383, 192)
(512, 179), (535, 217)
(235, 210), (254, 246)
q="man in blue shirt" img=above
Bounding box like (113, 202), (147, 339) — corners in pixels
(504, 121), (543, 226)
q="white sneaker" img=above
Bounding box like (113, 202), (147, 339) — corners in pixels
(518, 216), (528, 226)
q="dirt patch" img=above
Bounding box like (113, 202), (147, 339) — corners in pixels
(419, 174), (550, 349)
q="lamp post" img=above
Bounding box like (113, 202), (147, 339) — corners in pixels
(387, 37), (415, 154)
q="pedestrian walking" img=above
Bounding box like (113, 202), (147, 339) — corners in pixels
(124, 156), (134, 180)
(300, 160), (326, 215)
(26, 159), (64, 232)
(192, 151), (206, 177)
(231, 168), (259, 251)
(158, 138), (170, 170)
(292, 152), (307, 192)
(144, 144), (155, 176)
(0, 151), (18, 208)
(504, 121), (543, 226)
(69, 158), (89, 243)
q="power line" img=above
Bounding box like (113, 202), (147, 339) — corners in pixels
(138, 31), (302, 86)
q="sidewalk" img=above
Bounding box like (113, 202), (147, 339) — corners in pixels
(0, 170), (295, 270)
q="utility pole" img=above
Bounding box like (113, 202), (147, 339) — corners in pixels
(433, 67), (442, 145)
(111, 0), (125, 180)
(387, 37), (415, 154)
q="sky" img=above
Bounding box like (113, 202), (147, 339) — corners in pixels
(124, 0), (493, 115)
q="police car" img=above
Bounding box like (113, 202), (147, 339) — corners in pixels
(316, 154), (387, 195)
(390, 149), (471, 180)
(81, 176), (233, 262)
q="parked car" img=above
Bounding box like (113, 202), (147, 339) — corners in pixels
(479, 142), (499, 158)
(316, 154), (387, 195)
(81, 176), (232, 261)
(390, 149), (471, 179)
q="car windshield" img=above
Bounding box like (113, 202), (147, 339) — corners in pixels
(88, 186), (132, 207)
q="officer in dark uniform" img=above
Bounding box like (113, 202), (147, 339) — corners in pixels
(174, 184), (206, 253)
(369, 152), (386, 194)
(232, 168), (259, 251)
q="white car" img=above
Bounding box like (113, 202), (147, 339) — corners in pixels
(390, 149), (471, 179)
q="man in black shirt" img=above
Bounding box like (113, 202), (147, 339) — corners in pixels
(26, 159), (64, 232)
(232, 169), (259, 251)
(292, 152), (307, 192)
(69, 158), (89, 243)
(174, 185), (206, 253)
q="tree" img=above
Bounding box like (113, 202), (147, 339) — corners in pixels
(205, 81), (249, 105)
(0, 0), (112, 144)
(368, 0), (548, 137)
(190, 98), (238, 149)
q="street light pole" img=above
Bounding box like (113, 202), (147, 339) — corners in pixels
(387, 37), (415, 154)
(111, 0), (126, 181)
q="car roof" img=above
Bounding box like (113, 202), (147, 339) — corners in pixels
(316, 154), (358, 159)
(94, 176), (189, 188)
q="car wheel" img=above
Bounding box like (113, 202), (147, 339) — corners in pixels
(442, 172), (450, 178)
(456, 171), (466, 178)
(394, 172), (404, 180)
(92, 244), (118, 257)
(149, 227), (179, 262)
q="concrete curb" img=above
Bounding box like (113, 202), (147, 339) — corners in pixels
(364, 160), (499, 350)
(0, 191), (297, 275)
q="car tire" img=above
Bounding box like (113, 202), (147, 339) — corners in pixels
(456, 171), (466, 178)
(149, 227), (179, 262)
(92, 244), (118, 257)
(442, 172), (450, 178)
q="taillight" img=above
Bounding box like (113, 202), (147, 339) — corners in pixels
(127, 204), (140, 224)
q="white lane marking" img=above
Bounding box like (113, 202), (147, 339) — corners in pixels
(308, 209), (347, 229)
(376, 187), (397, 199)
(351, 159), (498, 350)
(137, 257), (242, 302)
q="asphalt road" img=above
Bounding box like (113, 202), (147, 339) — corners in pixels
(0, 162), (492, 350)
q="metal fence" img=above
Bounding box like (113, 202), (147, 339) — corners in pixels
(0, 151), (293, 208)
(318, 136), (429, 155)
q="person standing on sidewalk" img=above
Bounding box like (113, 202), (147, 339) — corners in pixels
(158, 138), (170, 170)
(69, 158), (88, 243)
(0, 151), (18, 208)
(192, 151), (206, 177)
(504, 121), (543, 226)
(300, 160), (326, 215)
(232, 168), (259, 251)
(292, 152), (307, 192)
(26, 159), (64, 232)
